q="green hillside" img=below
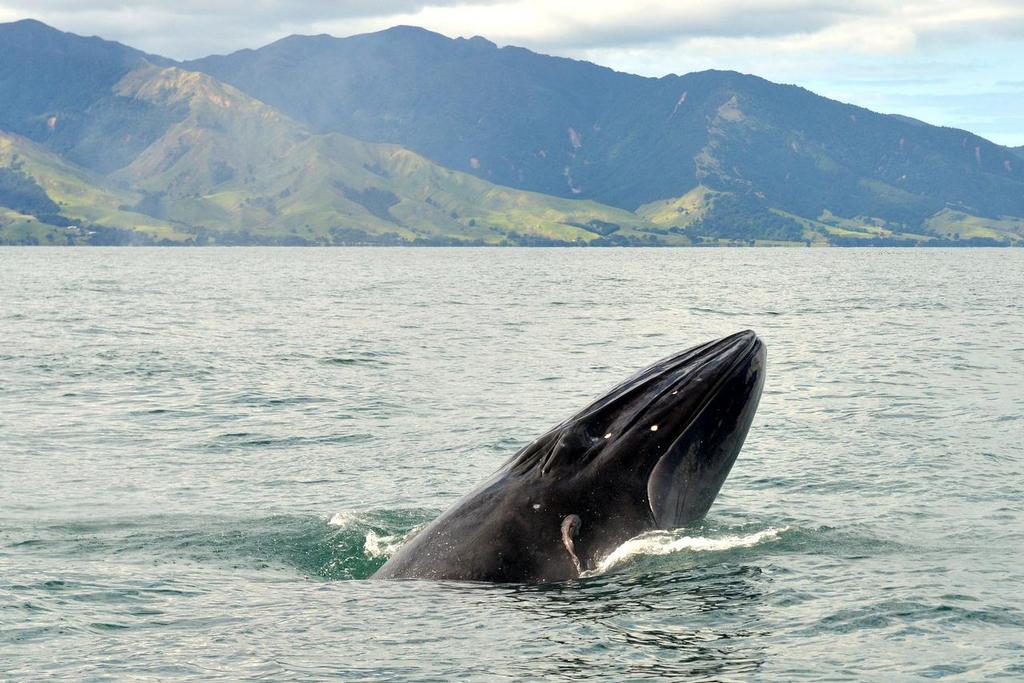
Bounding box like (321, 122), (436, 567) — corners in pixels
(637, 184), (1023, 246)
(104, 65), (680, 245)
(924, 209), (1024, 242)
(0, 19), (176, 173)
(187, 26), (1024, 232)
(0, 131), (187, 244)
(0, 62), (682, 245)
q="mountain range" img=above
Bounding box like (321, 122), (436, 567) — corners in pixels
(1, 18), (1021, 246)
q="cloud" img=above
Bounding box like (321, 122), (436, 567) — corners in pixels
(358, 1), (875, 50)
(0, 0), (497, 56)
(2, 0), (1022, 59)
(319, 0), (1024, 56)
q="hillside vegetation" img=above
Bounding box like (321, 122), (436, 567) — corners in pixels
(0, 131), (186, 244)
(1, 19), (1021, 246)
(1, 58), (679, 245)
(188, 27), (1024, 235)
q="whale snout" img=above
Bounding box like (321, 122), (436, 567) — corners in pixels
(643, 330), (766, 529)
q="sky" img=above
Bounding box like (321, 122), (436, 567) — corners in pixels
(1, 0), (1021, 146)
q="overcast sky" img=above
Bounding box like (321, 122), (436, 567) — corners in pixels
(2, 0), (1021, 146)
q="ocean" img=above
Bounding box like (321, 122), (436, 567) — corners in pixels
(2, 247), (1022, 680)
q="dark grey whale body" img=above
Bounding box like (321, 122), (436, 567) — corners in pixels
(373, 330), (766, 583)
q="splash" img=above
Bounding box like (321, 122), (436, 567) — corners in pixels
(328, 510), (425, 561)
(328, 511), (360, 527)
(363, 530), (408, 558)
(588, 526), (788, 575)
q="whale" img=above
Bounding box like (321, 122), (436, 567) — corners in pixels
(373, 330), (766, 583)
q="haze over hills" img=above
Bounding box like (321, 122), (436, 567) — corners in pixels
(0, 20), (675, 245)
(0, 130), (186, 244)
(1, 18), (1021, 246)
(111, 63), (664, 245)
(0, 19), (176, 173)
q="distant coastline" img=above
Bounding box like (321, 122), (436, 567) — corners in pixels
(1, 233), (1017, 248)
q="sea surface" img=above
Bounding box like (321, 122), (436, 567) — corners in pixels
(1, 247), (1022, 681)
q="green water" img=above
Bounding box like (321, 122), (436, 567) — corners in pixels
(2, 248), (1022, 680)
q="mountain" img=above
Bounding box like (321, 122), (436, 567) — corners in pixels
(187, 26), (1024, 238)
(104, 63), (670, 245)
(0, 19), (178, 173)
(1, 19), (1022, 246)
(0, 22), (675, 246)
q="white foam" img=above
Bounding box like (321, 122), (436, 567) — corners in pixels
(364, 530), (407, 558)
(588, 526), (788, 575)
(365, 525), (427, 558)
(329, 511), (423, 558)
(328, 511), (361, 527)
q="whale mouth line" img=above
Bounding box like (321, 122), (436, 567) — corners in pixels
(659, 331), (760, 418)
(642, 331), (765, 529)
(508, 331), (764, 479)
(572, 330), (758, 426)
(624, 330), (763, 451)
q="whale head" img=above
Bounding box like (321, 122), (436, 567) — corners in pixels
(373, 331), (766, 582)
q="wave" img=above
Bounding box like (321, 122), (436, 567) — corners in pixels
(8, 511), (886, 585)
(328, 511), (423, 559)
(327, 515), (791, 579)
(587, 526), (789, 575)
(6, 509), (436, 581)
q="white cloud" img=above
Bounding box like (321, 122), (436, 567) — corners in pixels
(3, 0), (1022, 59)
(0, 0), (492, 56)
(319, 0), (1024, 55)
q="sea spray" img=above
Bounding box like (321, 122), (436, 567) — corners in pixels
(328, 510), (426, 560)
(588, 526), (789, 575)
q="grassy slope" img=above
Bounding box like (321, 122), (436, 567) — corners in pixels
(630, 86), (1024, 246)
(109, 65), (682, 245)
(0, 131), (189, 243)
(0, 206), (61, 244)
(636, 186), (718, 228)
(640, 182), (1023, 245)
(925, 209), (1024, 242)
